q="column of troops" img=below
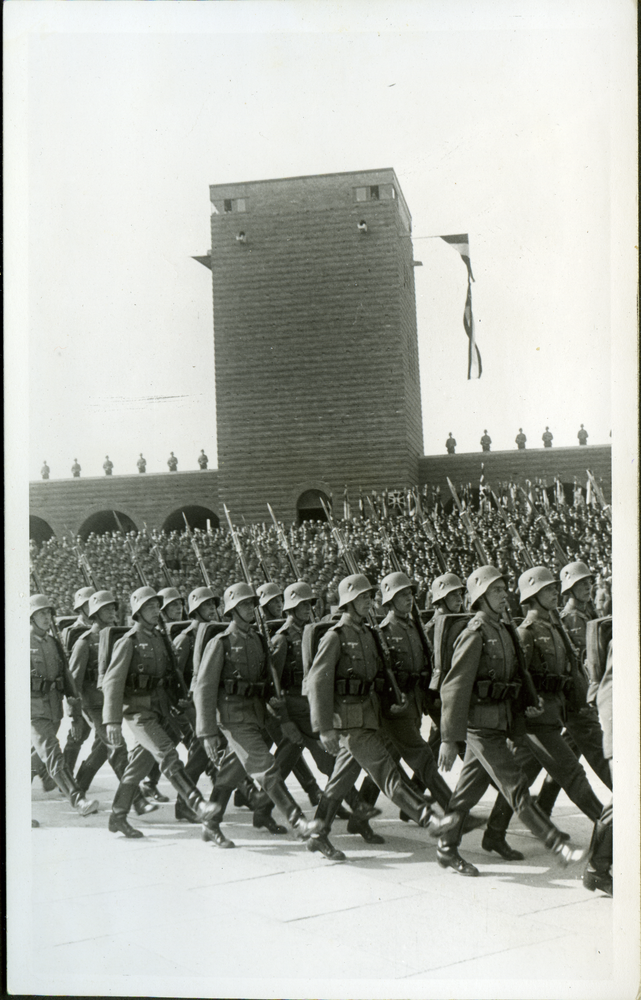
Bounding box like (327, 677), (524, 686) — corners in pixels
(30, 549), (613, 896)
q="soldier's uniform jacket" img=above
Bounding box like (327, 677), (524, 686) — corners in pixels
(517, 609), (571, 726)
(560, 598), (594, 661)
(102, 621), (173, 725)
(69, 622), (104, 710)
(30, 625), (78, 722)
(304, 612), (383, 735)
(379, 610), (430, 719)
(194, 620), (268, 737)
(173, 620), (199, 687)
(440, 610), (519, 743)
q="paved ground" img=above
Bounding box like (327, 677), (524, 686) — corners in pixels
(16, 744), (620, 999)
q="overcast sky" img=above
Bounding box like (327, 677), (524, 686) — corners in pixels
(11, 1), (634, 479)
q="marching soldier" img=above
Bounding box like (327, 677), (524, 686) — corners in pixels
(542, 427), (553, 448)
(256, 582), (284, 623)
(194, 583), (322, 841)
(30, 594), (99, 816)
(69, 590), (157, 816)
(102, 586), (222, 839)
(480, 430), (491, 452)
(198, 449), (209, 470)
(481, 567), (603, 850)
(304, 574), (454, 861)
(436, 567), (585, 876)
(103, 456), (114, 476)
(61, 587), (102, 775)
(584, 640), (612, 895)
(158, 587), (184, 623)
(137, 453), (147, 473)
(535, 561), (612, 816)
(515, 429), (527, 450)
(358, 572), (453, 813)
(445, 433), (456, 455)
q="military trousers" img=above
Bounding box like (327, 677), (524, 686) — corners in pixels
(82, 704), (128, 774)
(218, 717), (294, 804)
(379, 713), (452, 809)
(323, 727), (422, 812)
(62, 714), (93, 771)
(441, 728), (533, 848)
(277, 694), (337, 779)
(31, 717), (65, 777)
(119, 709), (182, 785)
(539, 708), (612, 796)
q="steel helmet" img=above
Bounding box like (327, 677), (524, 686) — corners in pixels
(256, 582), (283, 608)
(73, 586), (96, 612)
(30, 594), (55, 617)
(158, 587), (182, 611)
(518, 567), (557, 604)
(188, 586), (218, 616)
(430, 573), (465, 605)
(88, 590), (118, 617)
(223, 582), (258, 615)
(466, 566), (506, 609)
(283, 581), (315, 611)
(337, 573), (374, 608)
(130, 586), (161, 619)
(380, 571), (416, 605)
(560, 561), (593, 594)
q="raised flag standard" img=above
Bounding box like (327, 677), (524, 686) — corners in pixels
(440, 234), (482, 380)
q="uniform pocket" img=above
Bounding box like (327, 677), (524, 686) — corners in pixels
(218, 699), (246, 725)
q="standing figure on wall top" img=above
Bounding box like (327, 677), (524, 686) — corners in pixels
(515, 429), (527, 450)
(542, 427), (554, 448)
(167, 452), (178, 472)
(577, 425), (588, 446)
(41, 461), (50, 480)
(445, 433), (456, 455)
(71, 459), (81, 478)
(198, 449), (209, 470)
(480, 430), (491, 452)
(103, 456), (114, 476)
(137, 453), (147, 474)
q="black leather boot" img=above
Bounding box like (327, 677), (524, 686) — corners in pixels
(109, 782), (144, 838)
(392, 781), (457, 837)
(175, 796), (199, 823)
(166, 766), (221, 824)
(202, 786), (235, 848)
(253, 802), (287, 835)
(481, 829), (525, 860)
(344, 785), (382, 821)
(234, 776), (261, 810)
(436, 846), (480, 876)
(582, 818), (612, 894)
(133, 789), (160, 816)
(307, 794), (346, 860)
(347, 815), (385, 844)
(267, 780), (323, 838)
(141, 763), (170, 802)
(518, 802), (585, 866)
(53, 766), (99, 816)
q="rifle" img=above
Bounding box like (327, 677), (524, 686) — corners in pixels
(413, 488), (448, 574)
(113, 511), (190, 702)
(367, 495), (434, 668)
(244, 522), (273, 584)
(182, 513), (221, 621)
(446, 479), (539, 709)
(319, 496), (406, 710)
(66, 527), (100, 589)
(489, 491), (535, 570)
(586, 470), (612, 523)
(223, 504), (283, 701)
(267, 503), (301, 580)
(145, 523), (175, 590)
(517, 486), (569, 565)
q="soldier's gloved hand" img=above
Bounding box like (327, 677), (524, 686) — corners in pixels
(320, 728), (340, 756)
(177, 697), (192, 711)
(106, 724), (123, 747)
(280, 720), (304, 745)
(69, 718), (85, 741)
(438, 740), (458, 772)
(203, 733), (227, 764)
(266, 695), (286, 718)
(525, 695), (545, 719)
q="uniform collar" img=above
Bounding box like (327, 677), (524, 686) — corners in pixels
(384, 609), (410, 627)
(285, 615), (303, 635)
(230, 617), (253, 636)
(475, 609), (503, 626)
(523, 607), (551, 624)
(134, 621), (156, 637)
(340, 611), (365, 631)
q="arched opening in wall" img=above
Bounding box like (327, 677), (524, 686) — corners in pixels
(296, 489), (330, 525)
(162, 505), (219, 534)
(79, 510), (138, 542)
(30, 516), (55, 547)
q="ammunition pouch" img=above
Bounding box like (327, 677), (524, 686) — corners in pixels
(395, 669), (431, 694)
(536, 673), (572, 695)
(222, 678), (267, 699)
(474, 677), (522, 702)
(31, 675), (64, 694)
(335, 677), (377, 697)
(124, 673), (164, 696)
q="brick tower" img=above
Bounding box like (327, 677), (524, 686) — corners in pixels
(197, 168), (424, 522)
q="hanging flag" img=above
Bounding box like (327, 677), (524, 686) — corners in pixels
(358, 487), (365, 517)
(440, 234), (482, 379)
(343, 485), (351, 521)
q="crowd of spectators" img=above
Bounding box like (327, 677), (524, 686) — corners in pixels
(31, 480), (612, 619)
